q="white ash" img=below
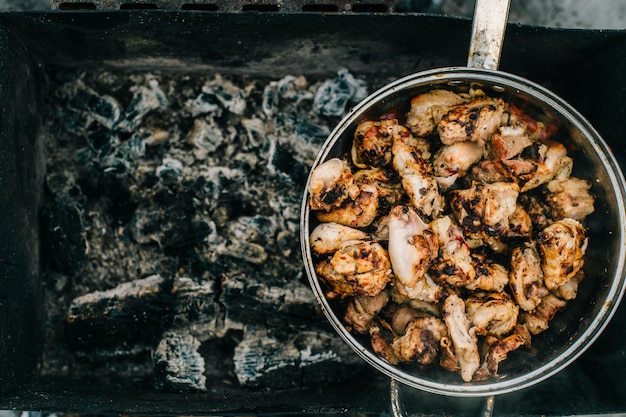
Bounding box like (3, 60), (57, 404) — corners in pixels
(40, 68), (380, 389)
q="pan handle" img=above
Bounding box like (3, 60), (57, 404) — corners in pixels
(389, 378), (496, 417)
(467, 0), (511, 70)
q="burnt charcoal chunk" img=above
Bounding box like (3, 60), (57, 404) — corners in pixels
(40, 200), (86, 275)
(233, 330), (361, 389)
(153, 332), (206, 392)
(170, 277), (219, 339)
(66, 275), (174, 355)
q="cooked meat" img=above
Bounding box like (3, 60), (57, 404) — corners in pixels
(369, 321), (401, 365)
(344, 290), (390, 333)
(474, 325), (531, 379)
(315, 184), (379, 228)
(391, 316), (448, 364)
(406, 89), (466, 137)
(394, 273), (444, 304)
(309, 222), (369, 255)
(450, 181), (520, 234)
(468, 159), (511, 184)
(509, 242), (549, 311)
(518, 193), (551, 231)
(489, 125), (533, 161)
(429, 216), (476, 287)
(466, 252), (509, 292)
(554, 270), (585, 301)
(442, 294), (480, 382)
(308, 158), (359, 211)
(545, 177), (595, 221)
(537, 218), (588, 291)
(433, 141), (484, 188)
(387, 205), (438, 288)
(354, 167), (404, 206)
(520, 293), (567, 335)
(315, 240), (392, 299)
(392, 129), (444, 217)
(438, 96), (505, 146)
(466, 292), (519, 337)
(519, 140), (573, 192)
(500, 204), (533, 240)
(352, 119), (396, 168)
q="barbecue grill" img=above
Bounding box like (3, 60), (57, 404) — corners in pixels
(0, 1), (625, 415)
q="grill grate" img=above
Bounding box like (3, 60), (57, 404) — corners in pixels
(53, 0), (396, 12)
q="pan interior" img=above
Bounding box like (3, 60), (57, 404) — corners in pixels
(301, 67), (626, 396)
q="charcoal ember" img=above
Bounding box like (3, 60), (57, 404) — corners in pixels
(313, 69), (368, 117)
(199, 74), (248, 115)
(186, 118), (229, 160)
(170, 277), (219, 341)
(66, 275), (174, 355)
(116, 76), (168, 132)
(153, 331), (206, 392)
(220, 272), (322, 329)
(40, 199), (86, 275)
(62, 79), (123, 130)
(233, 329), (361, 389)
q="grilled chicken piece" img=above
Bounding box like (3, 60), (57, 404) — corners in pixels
(315, 240), (392, 299)
(387, 205), (443, 303)
(466, 292), (519, 337)
(442, 294), (480, 382)
(474, 324), (531, 380)
(308, 158), (359, 211)
(406, 89), (466, 137)
(518, 140), (573, 192)
(354, 167), (404, 207)
(501, 204), (533, 240)
(433, 141), (484, 189)
(537, 218), (588, 291)
(450, 181), (520, 236)
(466, 251), (509, 292)
(309, 222), (369, 255)
(392, 129), (444, 217)
(545, 177), (595, 221)
(520, 293), (567, 335)
(315, 184), (379, 228)
(468, 159), (511, 184)
(352, 119), (396, 168)
(489, 125), (533, 161)
(392, 316), (448, 364)
(429, 216), (476, 287)
(554, 270), (585, 301)
(509, 242), (549, 311)
(344, 290), (390, 333)
(369, 320), (401, 365)
(518, 193), (551, 231)
(438, 96), (505, 146)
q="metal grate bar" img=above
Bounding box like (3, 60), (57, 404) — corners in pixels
(51, 0), (396, 12)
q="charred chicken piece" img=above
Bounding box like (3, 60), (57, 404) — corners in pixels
(509, 242), (549, 312)
(545, 177), (595, 221)
(433, 141), (484, 189)
(310, 222), (369, 255)
(308, 158), (359, 211)
(517, 140), (573, 192)
(429, 216), (476, 287)
(406, 89), (466, 137)
(554, 270), (585, 301)
(315, 184), (379, 228)
(466, 292), (519, 337)
(354, 167), (404, 207)
(474, 324), (531, 380)
(466, 250), (509, 292)
(520, 293), (567, 335)
(537, 218), (588, 291)
(315, 240), (391, 299)
(344, 290), (390, 333)
(392, 316), (448, 365)
(352, 119), (396, 168)
(442, 294), (480, 382)
(438, 96), (505, 147)
(489, 125), (533, 161)
(392, 129), (444, 218)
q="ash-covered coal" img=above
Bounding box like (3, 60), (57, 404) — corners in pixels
(40, 68), (385, 391)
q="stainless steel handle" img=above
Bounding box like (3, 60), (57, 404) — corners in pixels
(389, 378), (496, 417)
(467, 0), (511, 69)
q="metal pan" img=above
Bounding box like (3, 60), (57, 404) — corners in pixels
(300, 0), (626, 400)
